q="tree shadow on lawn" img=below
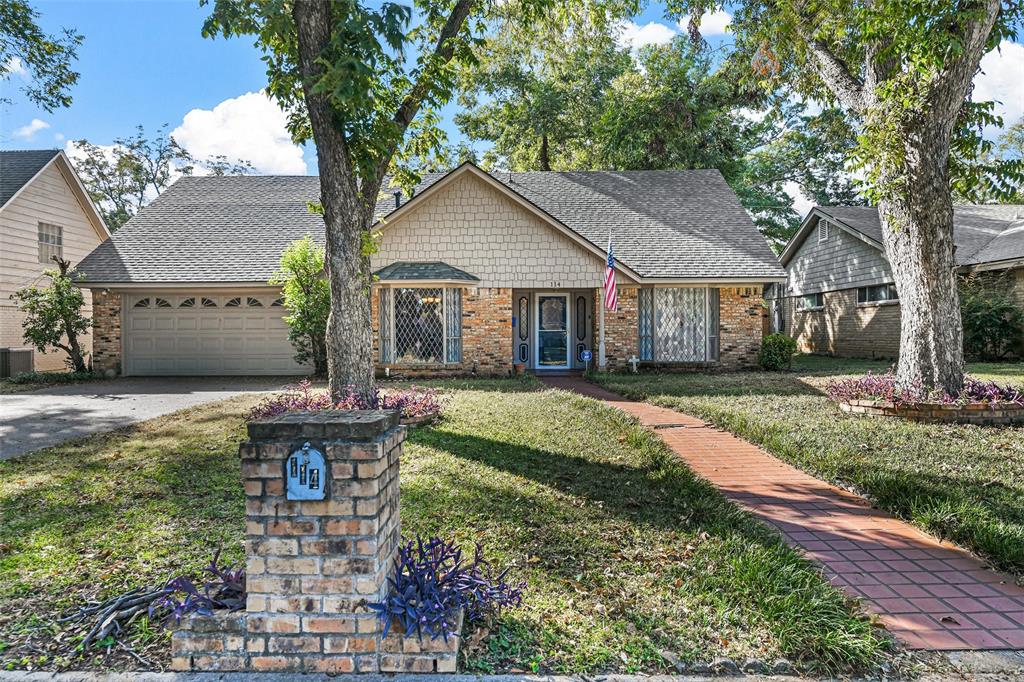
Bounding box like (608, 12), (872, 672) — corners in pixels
(596, 371), (827, 399)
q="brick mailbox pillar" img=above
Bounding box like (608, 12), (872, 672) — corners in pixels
(173, 409), (458, 673)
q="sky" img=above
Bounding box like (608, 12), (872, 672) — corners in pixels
(3, 1), (1023, 214)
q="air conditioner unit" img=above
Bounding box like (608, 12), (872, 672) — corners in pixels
(0, 348), (34, 378)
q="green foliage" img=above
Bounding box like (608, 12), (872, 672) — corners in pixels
(10, 261), (90, 372)
(758, 333), (798, 371)
(0, 0), (82, 111)
(270, 236), (330, 376)
(457, 20), (861, 249)
(6, 370), (96, 386)
(71, 124), (253, 231)
(960, 274), (1024, 361)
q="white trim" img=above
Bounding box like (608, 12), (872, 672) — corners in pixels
(374, 279), (478, 287)
(534, 292), (571, 371)
(644, 278), (784, 285)
(960, 257), (1024, 273)
(76, 281), (281, 290)
(53, 152), (111, 239)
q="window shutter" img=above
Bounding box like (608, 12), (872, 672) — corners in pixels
(444, 288), (462, 363)
(707, 288), (720, 362)
(379, 288), (392, 363)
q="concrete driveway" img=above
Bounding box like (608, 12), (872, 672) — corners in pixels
(0, 377), (295, 460)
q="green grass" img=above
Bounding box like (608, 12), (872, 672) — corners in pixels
(592, 356), (1024, 579)
(0, 377), (887, 673)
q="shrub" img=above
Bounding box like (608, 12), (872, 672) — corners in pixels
(960, 275), (1024, 360)
(368, 537), (525, 641)
(758, 333), (797, 370)
(7, 369), (97, 385)
(825, 371), (1024, 407)
(270, 236), (330, 376)
(10, 258), (91, 372)
(247, 379), (444, 422)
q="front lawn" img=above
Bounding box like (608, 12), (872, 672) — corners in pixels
(592, 356), (1024, 580)
(0, 377), (885, 673)
(0, 370), (102, 395)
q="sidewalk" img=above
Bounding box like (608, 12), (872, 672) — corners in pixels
(539, 376), (1024, 652)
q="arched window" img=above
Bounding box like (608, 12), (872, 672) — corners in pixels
(179, 297), (195, 307)
(271, 298), (284, 307)
(155, 298), (171, 308)
(201, 297), (217, 308)
(246, 297), (263, 307)
(133, 298), (150, 308)
(225, 297), (241, 307)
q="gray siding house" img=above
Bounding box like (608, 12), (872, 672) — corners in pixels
(769, 205), (1024, 358)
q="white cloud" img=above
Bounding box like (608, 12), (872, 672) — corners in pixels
(4, 56), (29, 77)
(54, 132), (65, 142)
(973, 40), (1024, 132)
(679, 10), (732, 36)
(615, 20), (677, 50)
(171, 91), (308, 175)
(13, 118), (50, 141)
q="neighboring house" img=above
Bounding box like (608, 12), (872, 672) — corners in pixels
(75, 163), (784, 377)
(0, 150), (110, 373)
(769, 205), (1024, 358)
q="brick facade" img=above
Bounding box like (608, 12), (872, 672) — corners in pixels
(782, 288), (901, 359)
(719, 286), (765, 369)
(171, 410), (462, 674)
(91, 289), (121, 374)
(592, 286), (638, 370)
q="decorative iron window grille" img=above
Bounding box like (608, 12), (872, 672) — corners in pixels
(378, 287), (462, 364)
(637, 288), (654, 360)
(518, 296), (529, 341)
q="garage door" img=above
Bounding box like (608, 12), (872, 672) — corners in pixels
(124, 293), (308, 376)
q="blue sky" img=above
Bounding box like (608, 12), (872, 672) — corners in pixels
(3, 1), (1022, 185)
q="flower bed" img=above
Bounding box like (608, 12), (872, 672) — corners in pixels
(826, 371), (1024, 425)
(247, 380), (444, 425)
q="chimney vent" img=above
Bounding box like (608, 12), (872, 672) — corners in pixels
(393, 190), (402, 209)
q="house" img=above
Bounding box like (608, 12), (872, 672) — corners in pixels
(769, 205), (1024, 358)
(74, 163), (785, 377)
(1, 150), (110, 373)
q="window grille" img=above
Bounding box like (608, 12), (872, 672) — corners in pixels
(444, 288), (462, 363)
(637, 288), (654, 360)
(379, 288), (392, 363)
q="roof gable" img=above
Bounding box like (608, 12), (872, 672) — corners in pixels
(0, 149), (60, 209)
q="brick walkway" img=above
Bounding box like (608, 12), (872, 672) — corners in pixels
(539, 376), (1024, 651)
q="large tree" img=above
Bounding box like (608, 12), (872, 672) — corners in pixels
(457, 23), (861, 247)
(72, 124), (252, 230)
(0, 0), (82, 111)
(203, 0), (551, 400)
(674, 0), (1022, 393)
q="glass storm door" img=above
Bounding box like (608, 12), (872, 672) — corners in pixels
(536, 293), (569, 369)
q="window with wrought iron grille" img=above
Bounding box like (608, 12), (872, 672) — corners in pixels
(637, 287), (719, 363)
(38, 223), (63, 263)
(378, 287), (462, 364)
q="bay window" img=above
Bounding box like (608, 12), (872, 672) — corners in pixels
(379, 287), (462, 364)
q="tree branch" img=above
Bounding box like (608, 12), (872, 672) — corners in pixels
(927, 0), (1001, 126)
(363, 0), (478, 204)
(792, 4), (866, 113)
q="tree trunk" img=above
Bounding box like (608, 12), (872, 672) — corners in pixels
(877, 123), (964, 395)
(54, 257), (87, 373)
(292, 0), (377, 402)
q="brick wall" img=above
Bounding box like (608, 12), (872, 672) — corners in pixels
(91, 289), (121, 374)
(785, 287), (901, 359)
(171, 410), (462, 673)
(592, 286), (638, 370)
(719, 286), (764, 369)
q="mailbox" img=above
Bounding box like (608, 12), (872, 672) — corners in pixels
(286, 442), (327, 501)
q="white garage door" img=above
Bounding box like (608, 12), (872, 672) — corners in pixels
(124, 293), (308, 376)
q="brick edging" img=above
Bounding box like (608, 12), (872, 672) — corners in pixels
(838, 399), (1024, 425)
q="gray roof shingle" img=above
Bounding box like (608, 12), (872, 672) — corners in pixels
(374, 261), (479, 282)
(76, 165), (785, 284)
(0, 149), (60, 208)
(815, 205), (1024, 267)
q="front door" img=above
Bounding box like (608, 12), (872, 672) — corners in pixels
(535, 293), (569, 370)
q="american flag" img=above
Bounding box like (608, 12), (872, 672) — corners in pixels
(604, 232), (617, 311)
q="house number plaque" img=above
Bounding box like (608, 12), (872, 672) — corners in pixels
(286, 442), (327, 501)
